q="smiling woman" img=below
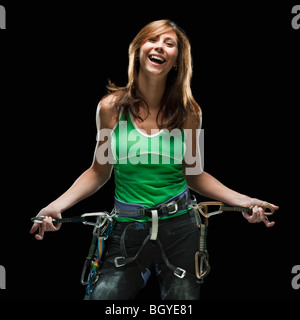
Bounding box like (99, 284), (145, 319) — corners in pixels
(107, 19), (200, 131)
(140, 33), (177, 70)
(30, 19), (278, 301)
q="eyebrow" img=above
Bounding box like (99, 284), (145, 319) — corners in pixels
(164, 36), (177, 43)
(148, 34), (177, 45)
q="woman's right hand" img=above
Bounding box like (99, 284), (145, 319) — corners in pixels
(30, 205), (62, 240)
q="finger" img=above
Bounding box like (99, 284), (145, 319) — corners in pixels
(262, 215), (275, 228)
(264, 219), (275, 227)
(249, 206), (260, 223)
(270, 204), (279, 210)
(242, 211), (257, 223)
(38, 218), (50, 239)
(35, 233), (44, 240)
(257, 207), (266, 221)
(242, 211), (251, 220)
(255, 207), (276, 227)
(30, 222), (40, 234)
(42, 216), (60, 232)
(44, 216), (59, 231)
(35, 224), (45, 240)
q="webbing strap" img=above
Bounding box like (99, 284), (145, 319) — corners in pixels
(156, 238), (186, 278)
(199, 224), (206, 253)
(114, 212), (187, 278)
(221, 205), (252, 214)
(86, 233), (99, 261)
(115, 234), (151, 268)
(150, 210), (158, 240)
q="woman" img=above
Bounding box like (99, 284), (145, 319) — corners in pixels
(30, 20), (278, 300)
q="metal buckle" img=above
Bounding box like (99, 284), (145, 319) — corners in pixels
(173, 267), (186, 279)
(166, 201), (178, 214)
(114, 257), (126, 268)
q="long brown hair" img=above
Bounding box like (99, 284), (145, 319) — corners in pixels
(107, 19), (201, 130)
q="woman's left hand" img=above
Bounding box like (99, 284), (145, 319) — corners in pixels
(240, 198), (279, 227)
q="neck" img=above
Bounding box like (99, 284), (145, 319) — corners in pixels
(137, 71), (167, 111)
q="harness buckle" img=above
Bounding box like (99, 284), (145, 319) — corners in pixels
(173, 267), (186, 279)
(165, 201), (178, 214)
(114, 256), (126, 268)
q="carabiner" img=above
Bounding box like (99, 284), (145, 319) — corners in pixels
(31, 216), (47, 224)
(81, 213), (108, 228)
(80, 260), (91, 286)
(195, 251), (210, 280)
(197, 201), (224, 218)
(260, 203), (275, 216)
(30, 216), (60, 225)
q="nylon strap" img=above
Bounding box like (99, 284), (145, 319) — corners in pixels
(221, 205), (252, 214)
(150, 210), (158, 240)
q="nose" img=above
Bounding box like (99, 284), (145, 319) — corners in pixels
(154, 41), (164, 53)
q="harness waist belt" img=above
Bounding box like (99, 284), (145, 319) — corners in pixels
(114, 187), (191, 218)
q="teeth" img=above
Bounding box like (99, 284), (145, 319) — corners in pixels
(149, 55), (165, 62)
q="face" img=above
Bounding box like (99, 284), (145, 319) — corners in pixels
(138, 30), (178, 79)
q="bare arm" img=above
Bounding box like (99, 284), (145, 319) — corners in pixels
(186, 170), (250, 206)
(30, 96), (118, 239)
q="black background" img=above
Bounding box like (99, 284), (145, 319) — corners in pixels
(0, 0), (299, 307)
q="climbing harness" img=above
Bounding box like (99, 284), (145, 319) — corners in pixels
(189, 201), (276, 281)
(31, 199), (276, 291)
(113, 188), (191, 279)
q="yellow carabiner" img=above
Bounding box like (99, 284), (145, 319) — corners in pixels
(195, 251), (210, 280)
(260, 202), (275, 216)
(197, 201), (224, 218)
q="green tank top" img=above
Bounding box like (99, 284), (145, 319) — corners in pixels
(111, 111), (187, 208)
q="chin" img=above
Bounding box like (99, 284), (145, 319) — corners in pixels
(145, 65), (170, 77)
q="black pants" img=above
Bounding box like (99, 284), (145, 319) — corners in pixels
(84, 211), (201, 300)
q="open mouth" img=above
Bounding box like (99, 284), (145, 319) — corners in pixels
(148, 54), (166, 65)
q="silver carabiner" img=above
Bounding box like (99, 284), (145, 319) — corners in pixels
(81, 212), (109, 228)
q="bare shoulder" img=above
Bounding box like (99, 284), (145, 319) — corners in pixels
(96, 94), (120, 130)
